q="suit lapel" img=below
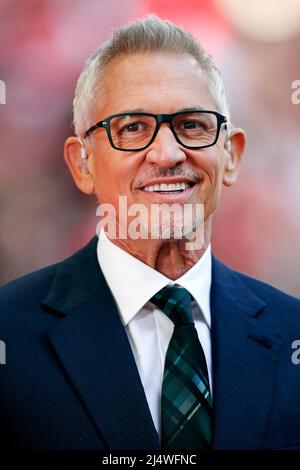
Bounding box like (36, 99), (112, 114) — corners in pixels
(210, 257), (282, 449)
(42, 237), (159, 450)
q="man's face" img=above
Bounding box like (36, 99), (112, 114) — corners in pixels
(73, 53), (243, 241)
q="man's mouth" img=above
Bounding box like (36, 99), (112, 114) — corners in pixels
(141, 181), (195, 193)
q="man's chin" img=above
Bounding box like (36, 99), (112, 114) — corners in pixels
(143, 220), (202, 241)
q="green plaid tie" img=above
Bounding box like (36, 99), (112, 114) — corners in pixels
(151, 286), (213, 450)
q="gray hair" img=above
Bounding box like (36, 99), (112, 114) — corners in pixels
(73, 15), (230, 137)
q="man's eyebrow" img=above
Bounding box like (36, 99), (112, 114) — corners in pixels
(117, 108), (147, 114)
(116, 106), (207, 114)
(178, 107), (206, 112)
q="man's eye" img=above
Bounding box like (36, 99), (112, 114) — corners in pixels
(182, 120), (202, 129)
(121, 122), (143, 133)
(126, 123), (140, 132)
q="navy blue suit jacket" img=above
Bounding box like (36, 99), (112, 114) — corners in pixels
(0, 236), (300, 450)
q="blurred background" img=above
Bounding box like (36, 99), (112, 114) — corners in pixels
(0, 0), (300, 296)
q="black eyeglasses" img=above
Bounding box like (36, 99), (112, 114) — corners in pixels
(83, 110), (227, 152)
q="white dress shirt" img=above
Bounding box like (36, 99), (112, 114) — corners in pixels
(97, 230), (212, 436)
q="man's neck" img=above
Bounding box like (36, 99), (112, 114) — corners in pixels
(106, 220), (212, 280)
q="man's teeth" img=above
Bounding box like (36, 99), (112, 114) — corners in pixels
(143, 182), (190, 192)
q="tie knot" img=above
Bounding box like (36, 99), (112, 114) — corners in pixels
(150, 286), (194, 328)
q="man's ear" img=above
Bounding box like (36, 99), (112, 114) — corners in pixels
(223, 128), (247, 187)
(64, 137), (95, 195)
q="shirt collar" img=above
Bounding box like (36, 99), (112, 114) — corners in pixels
(97, 229), (212, 328)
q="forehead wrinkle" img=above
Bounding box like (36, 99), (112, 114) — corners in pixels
(102, 82), (214, 112)
(93, 54), (218, 121)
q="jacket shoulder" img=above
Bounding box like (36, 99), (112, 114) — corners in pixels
(212, 256), (300, 319)
(237, 270), (300, 309)
(0, 263), (58, 308)
(0, 237), (98, 312)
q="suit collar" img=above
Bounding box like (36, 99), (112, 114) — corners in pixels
(211, 257), (282, 449)
(211, 256), (266, 318)
(42, 236), (101, 315)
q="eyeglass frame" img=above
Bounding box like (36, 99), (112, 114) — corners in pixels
(83, 110), (228, 152)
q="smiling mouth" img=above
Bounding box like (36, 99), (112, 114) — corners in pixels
(141, 182), (196, 193)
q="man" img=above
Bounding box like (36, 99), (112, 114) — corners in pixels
(0, 15), (300, 451)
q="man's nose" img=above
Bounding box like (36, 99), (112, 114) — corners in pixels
(145, 124), (187, 167)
